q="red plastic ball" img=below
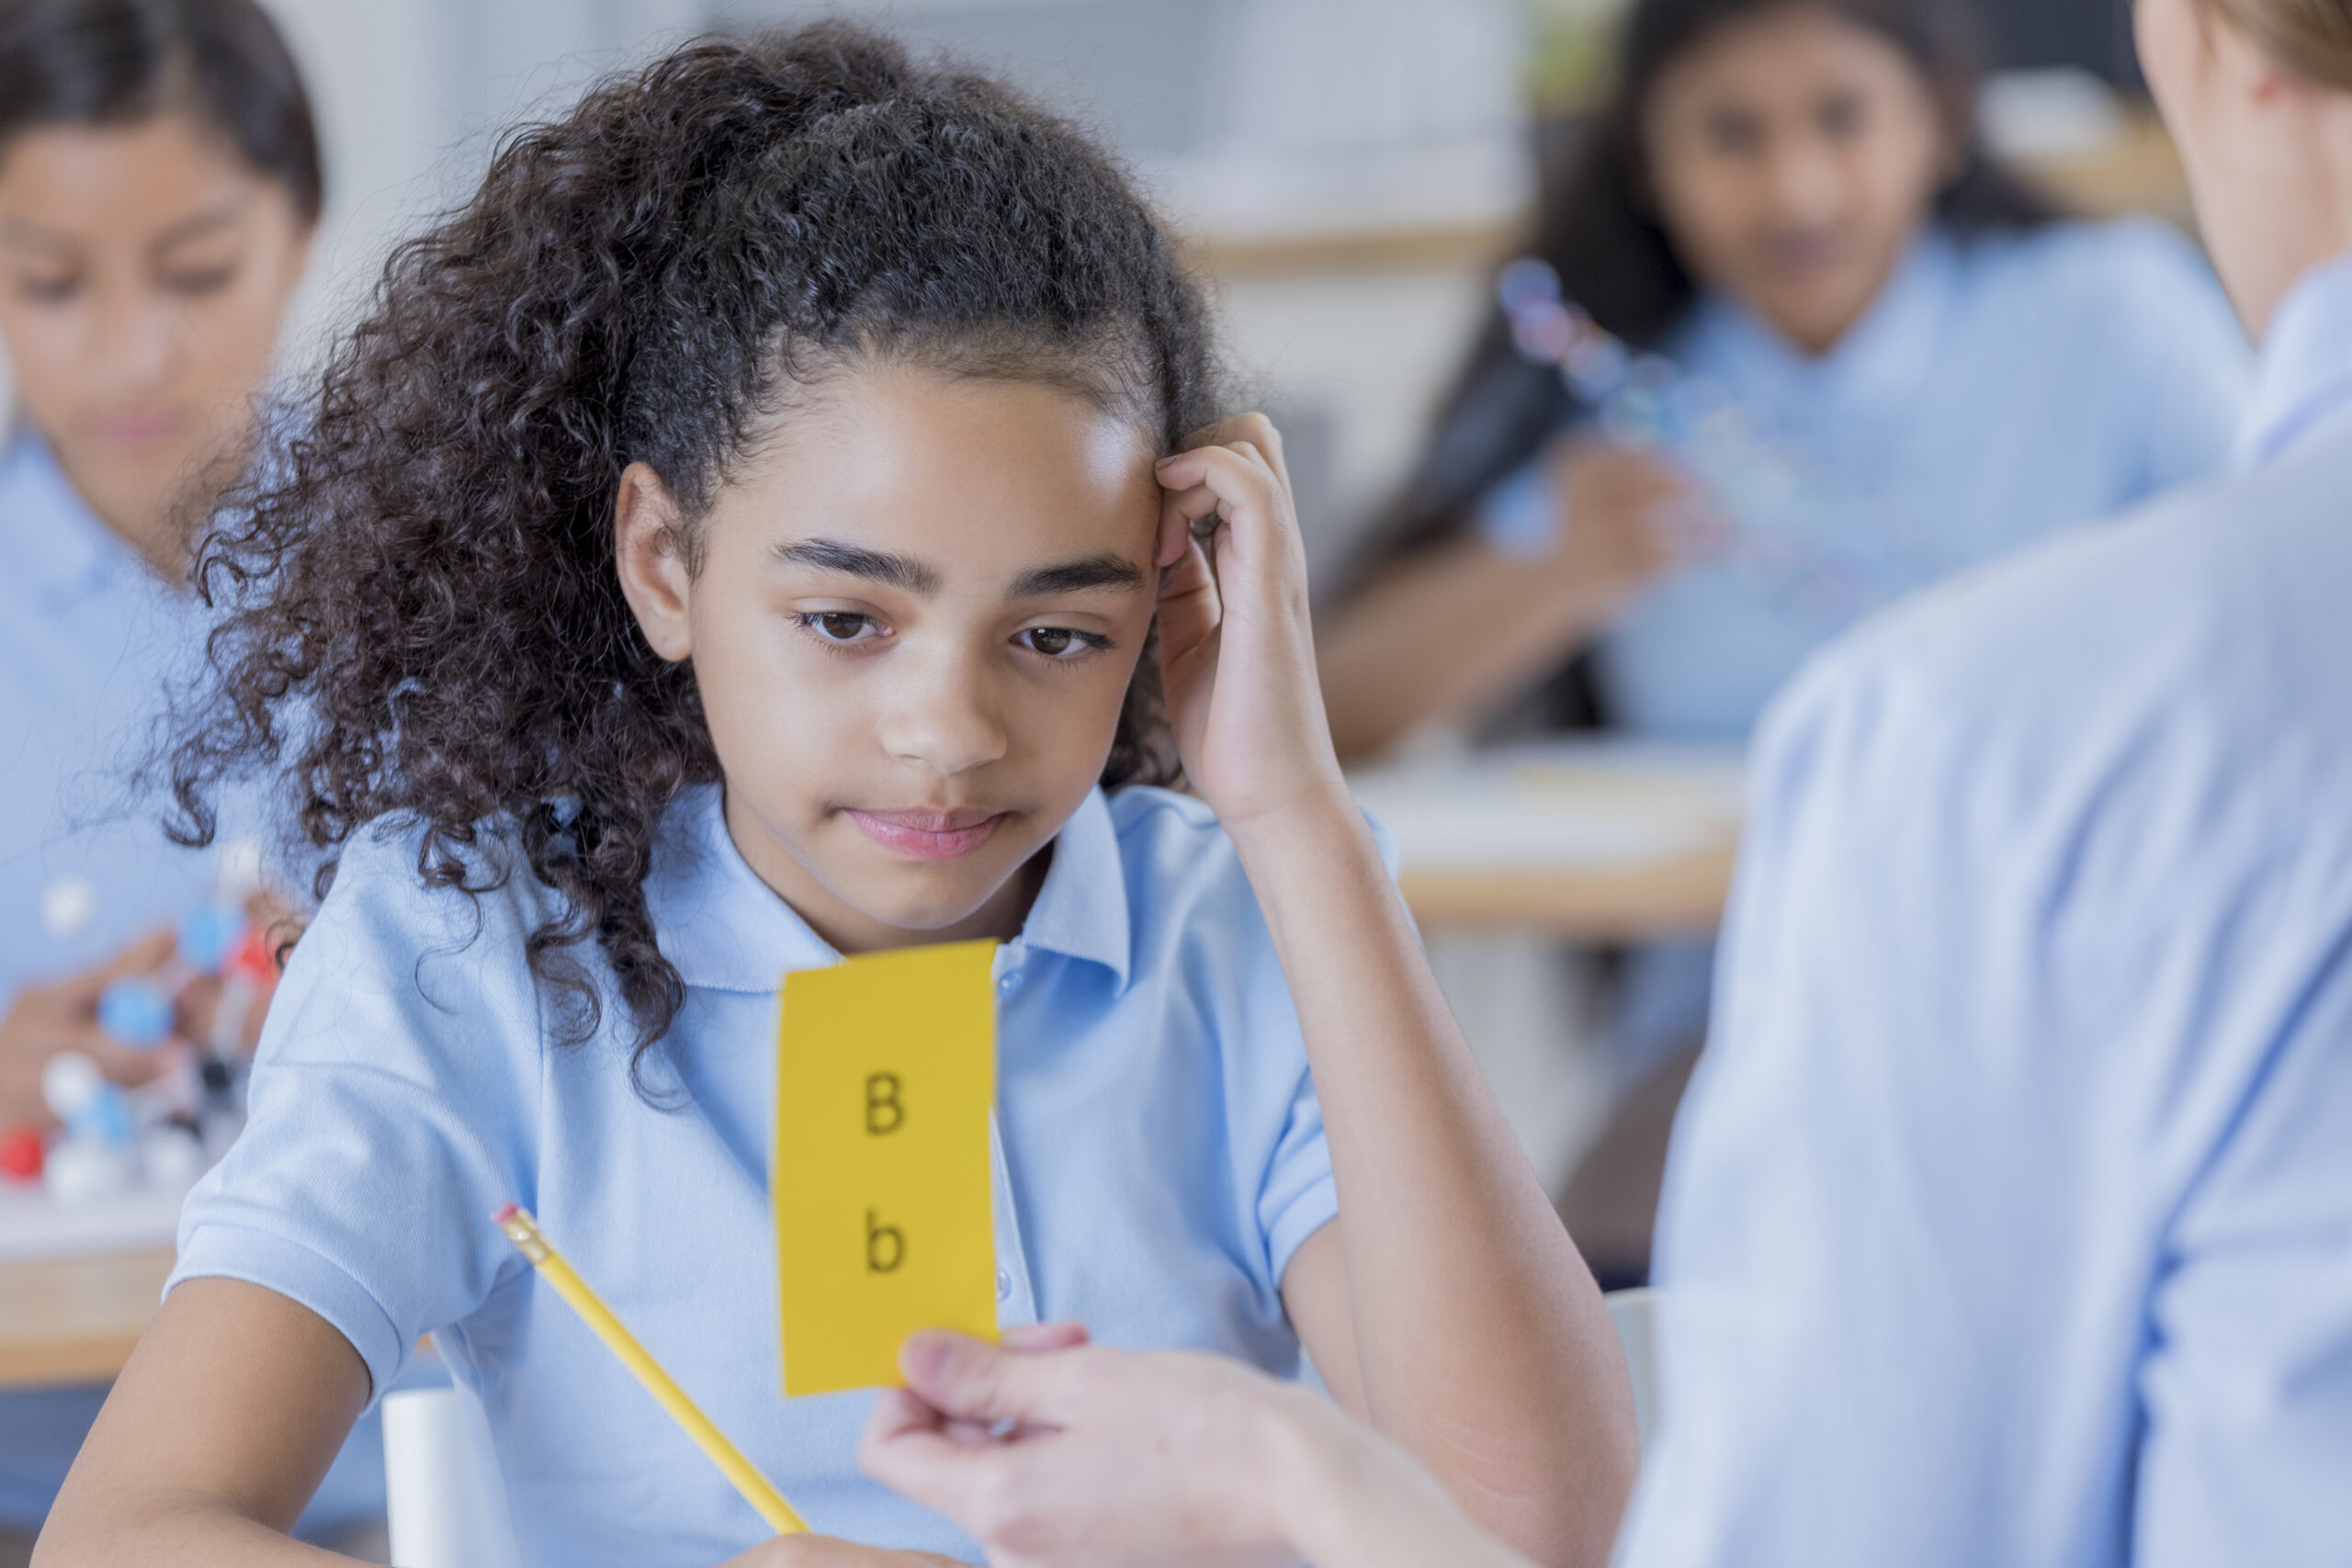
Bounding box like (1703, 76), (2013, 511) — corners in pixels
(0, 1123), (43, 1183)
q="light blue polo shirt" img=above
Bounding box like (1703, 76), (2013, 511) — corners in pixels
(171, 781), (1342, 1565)
(1479, 219), (2253, 1073)
(1615, 218), (2248, 739)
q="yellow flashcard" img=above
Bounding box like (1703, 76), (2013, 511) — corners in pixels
(774, 939), (999, 1398)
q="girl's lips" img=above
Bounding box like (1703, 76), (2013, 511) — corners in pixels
(86, 410), (188, 446)
(845, 807), (1007, 863)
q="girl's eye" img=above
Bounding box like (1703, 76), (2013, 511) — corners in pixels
(1816, 94), (1866, 140)
(16, 274), (78, 304)
(1700, 108), (1763, 156)
(162, 263), (238, 297)
(1015, 626), (1105, 659)
(795, 611), (885, 645)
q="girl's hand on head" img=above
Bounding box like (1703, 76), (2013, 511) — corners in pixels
(1154, 415), (1351, 834)
(1543, 441), (1714, 616)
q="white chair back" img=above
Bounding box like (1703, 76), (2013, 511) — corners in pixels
(1604, 1286), (1660, 1449)
(382, 1382), (520, 1568)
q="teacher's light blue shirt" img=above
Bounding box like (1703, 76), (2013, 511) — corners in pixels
(1622, 254), (2352, 1565)
(170, 782), (1342, 1566)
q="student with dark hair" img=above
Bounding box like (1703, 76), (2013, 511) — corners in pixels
(35, 23), (1637, 1567)
(0, 0), (345, 1551)
(1315, 0), (2254, 1270)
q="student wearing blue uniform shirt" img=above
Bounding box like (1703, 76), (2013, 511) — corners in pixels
(1316, 0), (2255, 1280)
(0, 0), (380, 1555)
(799, 1), (2352, 1563)
(37, 27), (1639, 1568)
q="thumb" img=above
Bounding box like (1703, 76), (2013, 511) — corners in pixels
(898, 1331), (1069, 1428)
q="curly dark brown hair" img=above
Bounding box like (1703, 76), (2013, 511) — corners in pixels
(167, 22), (1221, 1066)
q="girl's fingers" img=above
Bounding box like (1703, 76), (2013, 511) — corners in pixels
(1155, 506), (1194, 570)
(1156, 446), (1294, 584)
(1158, 479), (1225, 537)
(1186, 413), (1290, 491)
(1155, 539), (1221, 661)
(1155, 442), (1277, 502)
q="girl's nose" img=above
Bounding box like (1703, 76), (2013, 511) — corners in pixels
(1758, 135), (1847, 228)
(877, 651), (1010, 777)
(84, 282), (181, 400)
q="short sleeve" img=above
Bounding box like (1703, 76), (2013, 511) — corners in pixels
(168, 827), (548, 1401)
(1257, 1066), (1339, 1286)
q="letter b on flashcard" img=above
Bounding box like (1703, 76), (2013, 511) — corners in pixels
(774, 940), (998, 1397)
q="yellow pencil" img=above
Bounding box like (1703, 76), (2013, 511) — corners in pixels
(494, 1203), (808, 1535)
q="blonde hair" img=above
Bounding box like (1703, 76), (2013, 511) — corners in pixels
(2203, 0), (2352, 88)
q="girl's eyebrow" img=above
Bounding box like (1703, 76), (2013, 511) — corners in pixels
(1008, 553), (1144, 598)
(149, 198), (250, 257)
(774, 537), (941, 594)
(773, 539), (1144, 600)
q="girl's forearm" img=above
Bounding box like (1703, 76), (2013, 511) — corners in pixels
(32, 1506), (367, 1567)
(1229, 795), (1639, 1568)
(1272, 1393), (1541, 1568)
(1316, 541), (1616, 761)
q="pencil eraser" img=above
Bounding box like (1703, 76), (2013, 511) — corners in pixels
(493, 1202), (518, 1225)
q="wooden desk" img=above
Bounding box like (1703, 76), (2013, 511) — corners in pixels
(1355, 742), (1745, 942)
(0, 1247), (172, 1388)
(1399, 838), (1737, 941)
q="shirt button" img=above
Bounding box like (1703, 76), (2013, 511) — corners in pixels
(997, 971), (1021, 993)
(995, 1269), (1012, 1302)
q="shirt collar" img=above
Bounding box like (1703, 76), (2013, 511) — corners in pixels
(2236, 251), (2352, 469)
(1686, 231), (1957, 415)
(0, 428), (137, 611)
(645, 784), (1133, 994)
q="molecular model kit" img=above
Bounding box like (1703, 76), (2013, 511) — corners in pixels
(0, 897), (272, 1234)
(1495, 256), (1947, 626)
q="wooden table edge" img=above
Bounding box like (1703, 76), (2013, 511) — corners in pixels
(1399, 840), (1739, 939)
(0, 1245), (175, 1389)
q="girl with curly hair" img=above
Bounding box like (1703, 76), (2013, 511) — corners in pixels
(38, 22), (1636, 1568)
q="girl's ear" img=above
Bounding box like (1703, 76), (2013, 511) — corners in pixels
(614, 461), (695, 662)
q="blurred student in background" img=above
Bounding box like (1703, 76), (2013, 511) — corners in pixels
(0, 0), (373, 1553)
(1315, 0), (2253, 1276)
